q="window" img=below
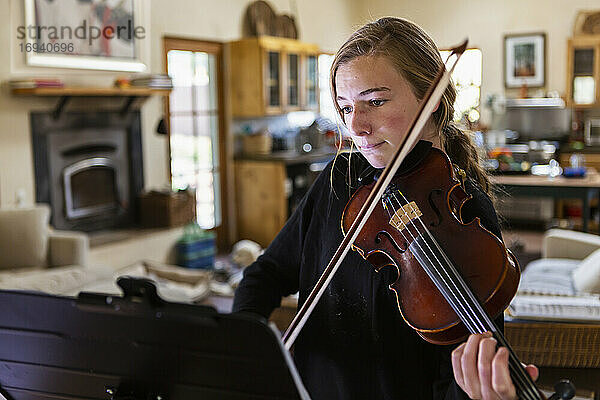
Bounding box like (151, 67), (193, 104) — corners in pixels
(318, 53), (337, 123)
(164, 38), (228, 247)
(440, 48), (482, 124)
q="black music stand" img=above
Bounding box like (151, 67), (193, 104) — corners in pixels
(0, 277), (311, 400)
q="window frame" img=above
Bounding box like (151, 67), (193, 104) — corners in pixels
(162, 36), (230, 251)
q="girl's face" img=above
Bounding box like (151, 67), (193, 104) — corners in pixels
(335, 55), (429, 169)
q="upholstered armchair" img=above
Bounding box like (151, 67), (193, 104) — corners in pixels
(0, 204), (88, 271)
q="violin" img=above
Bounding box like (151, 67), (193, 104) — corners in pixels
(341, 146), (518, 345)
(282, 41), (575, 400)
(343, 147), (574, 400)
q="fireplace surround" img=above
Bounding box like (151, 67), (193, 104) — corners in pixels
(31, 111), (144, 232)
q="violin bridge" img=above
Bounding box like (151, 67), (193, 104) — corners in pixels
(388, 201), (422, 231)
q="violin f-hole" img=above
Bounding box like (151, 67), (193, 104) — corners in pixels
(375, 231), (407, 253)
(428, 189), (443, 227)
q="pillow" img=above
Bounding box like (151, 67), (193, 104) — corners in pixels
(0, 205), (50, 270)
(572, 248), (600, 294)
(0, 265), (96, 294)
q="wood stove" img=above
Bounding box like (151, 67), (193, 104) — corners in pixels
(31, 111), (143, 232)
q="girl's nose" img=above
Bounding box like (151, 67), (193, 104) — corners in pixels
(348, 108), (371, 137)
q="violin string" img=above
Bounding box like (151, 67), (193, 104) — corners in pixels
(394, 192), (540, 400)
(387, 193), (483, 334)
(396, 192), (488, 331)
(385, 192), (479, 330)
(383, 194), (481, 336)
(392, 192), (540, 400)
(401, 197), (541, 400)
(382, 194), (540, 398)
(383, 196), (538, 400)
(380, 196), (465, 328)
(389, 194), (539, 400)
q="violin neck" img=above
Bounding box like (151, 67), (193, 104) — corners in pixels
(409, 233), (543, 400)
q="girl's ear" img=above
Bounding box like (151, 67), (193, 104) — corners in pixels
(421, 97), (441, 113)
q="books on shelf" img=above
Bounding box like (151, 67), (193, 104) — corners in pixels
(9, 75), (172, 91)
(129, 74), (173, 89)
(9, 78), (64, 89)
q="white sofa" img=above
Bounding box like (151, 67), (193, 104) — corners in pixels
(518, 229), (600, 295)
(0, 205), (210, 302)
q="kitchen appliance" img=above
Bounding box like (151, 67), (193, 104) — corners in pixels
(584, 118), (600, 145)
(295, 121), (323, 153)
(490, 98), (571, 141)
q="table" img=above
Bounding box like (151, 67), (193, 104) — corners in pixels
(491, 170), (600, 232)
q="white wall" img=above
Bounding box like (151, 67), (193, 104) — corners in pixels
(354, 0), (600, 123)
(2, 0), (594, 208)
(149, 0), (359, 53)
(0, 0), (357, 207)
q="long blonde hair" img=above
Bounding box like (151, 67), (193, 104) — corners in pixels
(330, 17), (491, 195)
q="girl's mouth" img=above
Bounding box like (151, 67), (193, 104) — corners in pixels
(360, 142), (385, 150)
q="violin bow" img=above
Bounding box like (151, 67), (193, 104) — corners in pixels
(282, 40), (468, 349)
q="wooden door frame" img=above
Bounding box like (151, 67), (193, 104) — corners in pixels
(162, 36), (230, 251)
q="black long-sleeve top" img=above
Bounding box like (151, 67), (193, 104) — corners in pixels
(233, 141), (504, 400)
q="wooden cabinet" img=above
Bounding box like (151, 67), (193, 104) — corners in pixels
(234, 160), (288, 247)
(567, 36), (600, 108)
(234, 152), (335, 247)
(229, 36), (320, 117)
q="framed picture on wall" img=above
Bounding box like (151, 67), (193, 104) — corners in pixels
(23, 0), (146, 72)
(504, 33), (546, 88)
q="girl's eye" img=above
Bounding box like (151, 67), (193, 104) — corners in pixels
(341, 106), (352, 114)
(370, 99), (386, 106)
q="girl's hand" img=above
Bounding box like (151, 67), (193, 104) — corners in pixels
(451, 332), (539, 400)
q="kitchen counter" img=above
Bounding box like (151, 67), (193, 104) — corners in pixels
(235, 148), (338, 165)
(491, 169), (600, 232)
(490, 168), (600, 187)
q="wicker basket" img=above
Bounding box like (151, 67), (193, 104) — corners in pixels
(139, 190), (196, 228)
(505, 321), (600, 368)
(242, 134), (272, 155)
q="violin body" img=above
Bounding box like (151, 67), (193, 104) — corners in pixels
(342, 147), (520, 345)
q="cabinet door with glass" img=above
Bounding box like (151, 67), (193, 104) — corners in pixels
(263, 49), (283, 114)
(567, 36), (600, 107)
(263, 49), (302, 113)
(285, 52), (301, 111)
(230, 37), (321, 117)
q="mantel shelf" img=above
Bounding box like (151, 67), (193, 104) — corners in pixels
(11, 86), (171, 118)
(11, 87), (171, 97)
